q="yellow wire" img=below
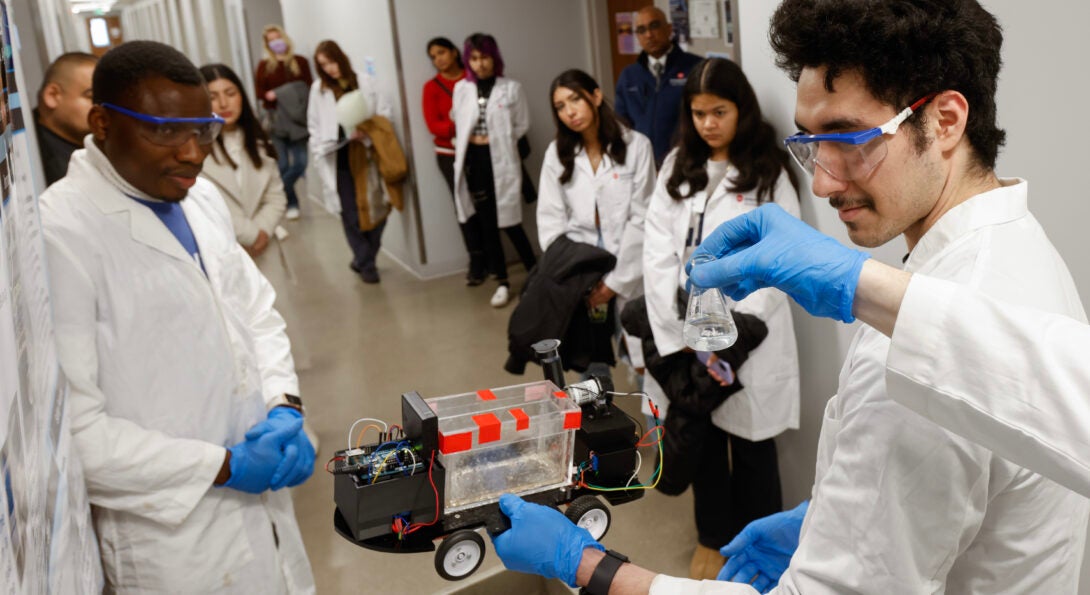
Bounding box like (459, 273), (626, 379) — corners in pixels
(371, 449), (399, 484)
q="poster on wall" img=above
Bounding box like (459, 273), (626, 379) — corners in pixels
(616, 11), (639, 55)
(669, 0), (691, 48)
(0, 0), (102, 592)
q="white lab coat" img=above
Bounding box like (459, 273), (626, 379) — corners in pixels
(648, 180), (1090, 594)
(642, 150), (800, 441)
(451, 77), (530, 228)
(536, 129), (655, 300)
(307, 76), (393, 215)
(888, 274), (1090, 498)
(40, 145), (315, 594)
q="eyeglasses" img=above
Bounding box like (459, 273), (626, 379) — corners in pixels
(635, 20), (664, 36)
(101, 102), (225, 147)
(783, 94), (936, 182)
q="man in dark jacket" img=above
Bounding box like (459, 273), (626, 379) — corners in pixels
(614, 6), (702, 165)
(34, 52), (98, 186)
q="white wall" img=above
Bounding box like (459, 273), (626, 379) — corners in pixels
(279, 0), (595, 278)
(737, 1), (1090, 590)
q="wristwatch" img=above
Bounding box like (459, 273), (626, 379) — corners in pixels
(276, 393), (304, 414)
(580, 549), (628, 595)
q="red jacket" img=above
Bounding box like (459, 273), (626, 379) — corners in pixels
(421, 72), (464, 153)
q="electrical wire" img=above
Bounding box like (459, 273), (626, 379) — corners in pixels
(396, 450), (440, 540)
(347, 417), (388, 450)
(578, 398), (663, 492)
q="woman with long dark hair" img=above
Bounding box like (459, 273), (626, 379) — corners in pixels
(422, 37), (485, 285)
(451, 33), (535, 307)
(200, 63), (286, 259)
(538, 69), (654, 378)
(307, 39), (394, 283)
(642, 57), (802, 578)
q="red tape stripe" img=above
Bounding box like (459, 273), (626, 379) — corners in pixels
(509, 408), (530, 431)
(477, 389), (497, 401)
(563, 410), (582, 430)
(473, 413), (502, 443)
(439, 431), (472, 454)
(554, 391), (568, 399)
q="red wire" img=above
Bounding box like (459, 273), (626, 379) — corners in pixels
(324, 456), (346, 474)
(637, 425), (664, 447)
(404, 450), (440, 535)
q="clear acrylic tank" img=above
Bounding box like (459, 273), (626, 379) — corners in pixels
(427, 380), (581, 512)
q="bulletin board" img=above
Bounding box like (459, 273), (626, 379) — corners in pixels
(0, 1), (102, 592)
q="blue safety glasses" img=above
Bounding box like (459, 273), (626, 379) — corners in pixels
(101, 102), (225, 147)
(783, 94), (936, 182)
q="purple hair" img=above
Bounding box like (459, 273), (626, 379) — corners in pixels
(463, 33), (505, 82)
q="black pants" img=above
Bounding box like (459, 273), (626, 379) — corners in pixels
(437, 153), (486, 280)
(692, 428), (782, 548)
(465, 144), (537, 283)
(336, 165), (386, 276)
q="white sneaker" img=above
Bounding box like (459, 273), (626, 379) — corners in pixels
(285, 207), (301, 221)
(490, 285), (510, 308)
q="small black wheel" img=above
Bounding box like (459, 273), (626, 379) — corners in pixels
(434, 529), (486, 581)
(565, 495), (611, 541)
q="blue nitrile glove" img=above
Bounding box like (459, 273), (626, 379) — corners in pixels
(223, 414), (304, 494)
(491, 493), (604, 587)
(717, 500), (809, 593)
(687, 204), (870, 323)
(244, 407), (315, 489)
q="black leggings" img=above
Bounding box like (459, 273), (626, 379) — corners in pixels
(437, 153), (486, 279)
(692, 428), (782, 548)
(465, 144), (536, 282)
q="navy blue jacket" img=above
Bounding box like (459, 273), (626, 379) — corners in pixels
(614, 46), (703, 165)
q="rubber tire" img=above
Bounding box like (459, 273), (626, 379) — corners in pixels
(565, 495), (611, 541)
(434, 529), (486, 581)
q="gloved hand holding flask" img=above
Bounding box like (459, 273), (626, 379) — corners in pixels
(687, 204), (870, 323)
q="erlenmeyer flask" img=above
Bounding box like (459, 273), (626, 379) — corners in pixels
(683, 254), (738, 351)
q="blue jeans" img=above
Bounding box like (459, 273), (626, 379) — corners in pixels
(271, 137), (307, 209)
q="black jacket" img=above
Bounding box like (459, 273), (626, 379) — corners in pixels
(505, 237), (616, 374)
(620, 294), (769, 495)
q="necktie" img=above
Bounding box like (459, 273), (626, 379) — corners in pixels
(653, 61), (664, 85)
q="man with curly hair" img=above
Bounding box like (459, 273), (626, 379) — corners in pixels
(487, 2), (1090, 593)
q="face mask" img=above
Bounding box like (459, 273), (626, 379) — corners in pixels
(269, 39), (288, 55)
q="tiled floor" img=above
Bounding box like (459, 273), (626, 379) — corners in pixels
(262, 208), (696, 594)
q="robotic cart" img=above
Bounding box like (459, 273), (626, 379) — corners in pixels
(331, 340), (655, 580)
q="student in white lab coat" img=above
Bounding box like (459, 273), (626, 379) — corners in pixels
(692, 214), (1090, 500)
(537, 69), (654, 379)
(199, 63), (286, 259)
(642, 57), (801, 579)
(307, 39), (393, 283)
(490, 2), (1090, 593)
(39, 41), (315, 594)
(451, 33), (536, 307)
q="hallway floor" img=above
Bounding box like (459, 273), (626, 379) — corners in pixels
(262, 207), (697, 593)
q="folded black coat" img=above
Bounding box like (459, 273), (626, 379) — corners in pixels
(620, 295), (769, 495)
(505, 236), (617, 374)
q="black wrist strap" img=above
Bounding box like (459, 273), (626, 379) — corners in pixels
(581, 549), (628, 595)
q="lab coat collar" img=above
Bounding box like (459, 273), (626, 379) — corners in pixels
(68, 141), (201, 266)
(904, 178), (1027, 273)
(573, 145), (615, 178)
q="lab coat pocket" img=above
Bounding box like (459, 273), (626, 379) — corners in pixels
(600, 173), (634, 227)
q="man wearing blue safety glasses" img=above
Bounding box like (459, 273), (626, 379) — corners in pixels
(489, 1), (1090, 594)
(37, 41), (316, 593)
